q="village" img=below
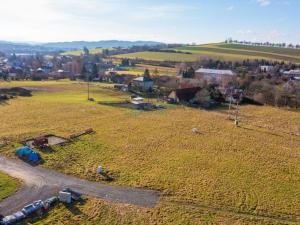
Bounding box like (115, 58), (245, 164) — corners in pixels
(1, 46), (300, 110)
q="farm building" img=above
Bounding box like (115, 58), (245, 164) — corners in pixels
(260, 65), (274, 73)
(195, 68), (236, 84)
(132, 76), (154, 92)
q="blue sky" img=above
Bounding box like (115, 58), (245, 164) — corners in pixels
(0, 0), (299, 44)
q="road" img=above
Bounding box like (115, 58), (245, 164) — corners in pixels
(0, 156), (160, 216)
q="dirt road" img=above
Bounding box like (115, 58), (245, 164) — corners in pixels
(0, 156), (160, 216)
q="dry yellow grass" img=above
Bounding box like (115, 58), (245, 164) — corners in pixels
(0, 81), (299, 224)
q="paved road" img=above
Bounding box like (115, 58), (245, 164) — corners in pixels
(0, 156), (160, 216)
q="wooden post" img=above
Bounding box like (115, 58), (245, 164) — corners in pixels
(228, 89), (233, 119)
(87, 81), (90, 100)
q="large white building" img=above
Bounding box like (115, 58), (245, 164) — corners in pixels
(195, 68), (236, 84)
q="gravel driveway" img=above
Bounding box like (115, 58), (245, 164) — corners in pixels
(0, 156), (160, 216)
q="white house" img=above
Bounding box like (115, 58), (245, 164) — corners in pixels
(132, 76), (154, 92)
(260, 65), (274, 73)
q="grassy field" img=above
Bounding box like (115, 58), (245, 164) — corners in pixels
(114, 51), (199, 62)
(115, 64), (178, 76)
(0, 173), (19, 201)
(61, 48), (104, 56)
(0, 81), (300, 224)
(115, 43), (300, 63)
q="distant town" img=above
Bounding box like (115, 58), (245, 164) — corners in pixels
(0, 40), (299, 108)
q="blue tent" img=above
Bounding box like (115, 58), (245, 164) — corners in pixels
(16, 146), (33, 157)
(16, 146), (41, 163)
(28, 152), (41, 162)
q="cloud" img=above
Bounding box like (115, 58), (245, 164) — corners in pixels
(236, 29), (254, 35)
(257, 0), (271, 6)
(226, 5), (235, 11)
(235, 28), (290, 43)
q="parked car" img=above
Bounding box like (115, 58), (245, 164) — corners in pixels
(62, 188), (82, 201)
(21, 200), (45, 216)
(44, 196), (59, 209)
(1, 211), (25, 225)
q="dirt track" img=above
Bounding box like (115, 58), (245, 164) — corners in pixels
(0, 156), (160, 216)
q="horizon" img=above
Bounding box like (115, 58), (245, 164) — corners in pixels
(0, 0), (299, 44)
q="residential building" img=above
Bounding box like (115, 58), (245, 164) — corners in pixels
(260, 65), (274, 73)
(132, 76), (154, 92)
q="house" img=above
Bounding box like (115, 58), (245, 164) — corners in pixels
(283, 70), (300, 81)
(260, 65), (274, 73)
(132, 76), (154, 92)
(195, 68), (236, 84)
(8, 73), (17, 80)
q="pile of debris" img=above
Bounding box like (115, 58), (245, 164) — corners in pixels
(24, 134), (70, 149)
(131, 97), (166, 110)
(0, 188), (81, 225)
(69, 128), (95, 139)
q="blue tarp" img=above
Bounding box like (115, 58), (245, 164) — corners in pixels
(16, 146), (41, 162)
(16, 146), (33, 157)
(28, 152), (40, 162)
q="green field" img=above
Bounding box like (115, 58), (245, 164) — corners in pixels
(115, 43), (300, 63)
(0, 81), (300, 224)
(114, 51), (199, 62)
(115, 64), (178, 76)
(0, 173), (19, 201)
(61, 48), (104, 56)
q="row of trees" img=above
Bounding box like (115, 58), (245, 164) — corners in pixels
(225, 39), (300, 49)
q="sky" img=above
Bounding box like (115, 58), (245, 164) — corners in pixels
(0, 0), (299, 44)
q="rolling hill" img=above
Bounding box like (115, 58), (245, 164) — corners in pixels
(0, 40), (164, 54)
(115, 43), (300, 63)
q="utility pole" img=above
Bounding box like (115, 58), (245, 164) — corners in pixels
(87, 81), (90, 100)
(234, 100), (240, 127)
(87, 74), (90, 100)
(228, 89), (233, 119)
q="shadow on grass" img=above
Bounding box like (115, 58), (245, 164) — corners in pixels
(64, 198), (87, 215)
(98, 101), (161, 111)
(100, 171), (115, 182)
(17, 156), (46, 167)
(98, 101), (137, 110)
(39, 146), (55, 154)
(21, 200), (88, 225)
(240, 125), (300, 140)
(0, 99), (10, 106)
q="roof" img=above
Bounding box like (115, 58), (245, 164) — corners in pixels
(195, 68), (236, 76)
(283, 70), (300, 75)
(132, 97), (144, 101)
(133, 76), (153, 82)
(131, 97), (145, 105)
